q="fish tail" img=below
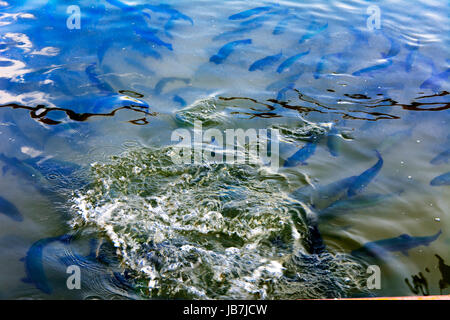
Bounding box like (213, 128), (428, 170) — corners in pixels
(435, 229), (443, 239)
(374, 149), (382, 160)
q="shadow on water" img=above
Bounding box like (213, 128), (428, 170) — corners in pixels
(0, 95), (157, 126)
(0, 90), (447, 126)
(405, 271), (430, 296)
(220, 90), (449, 121)
(405, 254), (450, 296)
(436, 254), (450, 294)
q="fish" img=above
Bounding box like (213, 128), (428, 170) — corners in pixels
(97, 41), (111, 64)
(314, 52), (343, 79)
(213, 25), (261, 42)
(326, 126), (341, 157)
(430, 149), (450, 165)
(404, 41), (420, 72)
(129, 41), (162, 60)
(277, 50), (310, 73)
(430, 171), (450, 186)
(214, 8), (286, 41)
(0, 153), (44, 185)
(209, 39), (252, 65)
(21, 234), (73, 294)
(133, 27), (173, 51)
(239, 15), (269, 28)
(283, 140), (318, 167)
(228, 6), (273, 20)
(298, 21), (328, 44)
(0, 196), (23, 222)
(352, 230), (442, 258)
(163, 7), (195, 38)
(0, 153), (86, 197)
(420, 68), (450, 92)
(91, 93), (149, 114)
(290, 175), (358, 204)
(378, 127), (413, 153)
(154, 77), (191, 95)
(249, 52), (282, 72)
(266, 74), (302, 92)
(144, 4), (193, 25)
(381, 35), (401, 59)
(347, 150), (383, 197)
(318, 192), (397, 221)
(173, 95), (187, 107)
(348, 25), (370, 47)
(276, 85), (295, 101)
(85, 63), (114, 93)
(23, 156), (82, 182)
(273, 15), (298, 35)
(352, 59), (393, 76)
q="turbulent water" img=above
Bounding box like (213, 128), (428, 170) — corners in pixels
(0, 0), (449, 299)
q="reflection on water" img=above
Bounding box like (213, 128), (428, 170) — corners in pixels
(0, 101), (157, 125)
(0, 0), (449, 299)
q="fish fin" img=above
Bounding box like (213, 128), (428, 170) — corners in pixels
(399, 234), (411, 240)
(374, 149), (382, 159)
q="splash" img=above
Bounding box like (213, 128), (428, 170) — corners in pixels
(70, 144), (369, 299)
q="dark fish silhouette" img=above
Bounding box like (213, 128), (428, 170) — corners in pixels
(277, 50), (310, 73)
(273, 15), (298, 35)
(153, 77), (190, 95)
(420, 67), (450, 92)
(430, 171), (450, 186)
(381, 35), (401, 59)
(134, 27), (173, 51)
(352, 230), (442, 258)
(85, 63), (114, 93)
(318, 192), (397, 222)
(0, 196), (23, 222)
(352, 59), (393, 76)
(213, 24), (261, 42)
(283, 140), (317, 167)
(228, 6), (273, 20)
(347, 151), (383, 197)
(290, 175), (357, 205)
(430, 149), (450, 165)
(404, 40), (420, 72)
(21, 235), (73, 294)
(249, 52), (282, 71)
(314, 52), (344, 79)
(145, 4), (193, 25)
(298, 21), (328, 44)
(266, 74), (302, 92)
(378, 127), (413, 153)
(326, 126), (341, 157)
(173, 95), (187, 107)
(210, 39), (252, 64)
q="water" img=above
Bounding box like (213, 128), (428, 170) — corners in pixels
(0, 0), (449, 299)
